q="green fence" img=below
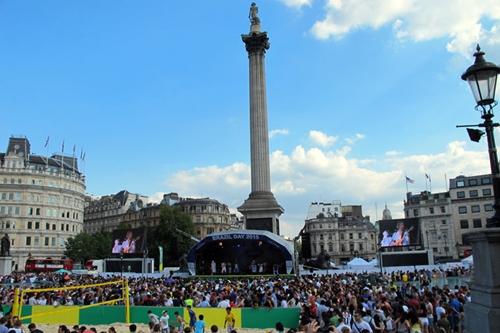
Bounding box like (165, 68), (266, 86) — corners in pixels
(16, 305), (300, 329)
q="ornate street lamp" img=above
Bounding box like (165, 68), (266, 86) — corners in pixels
(459, 45), (500, 227)
(462, 45), (499, 109)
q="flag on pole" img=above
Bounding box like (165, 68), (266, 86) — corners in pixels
(72, 144), (76, 155)
(61, 140), (65, 153)
(82, 152), (86, 161)
(80, 148), (83, 159)
(44, 136), (50, 148)
(406, 176), (415, 184)
(425, 173), (431, 181)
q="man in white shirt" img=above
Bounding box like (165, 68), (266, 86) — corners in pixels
(160, 311), (170, 333)
(351, 312), (373, 333)
(435, 302), (446, 320)
(217, 297), (230, 308)
(336, 317), (351, 333)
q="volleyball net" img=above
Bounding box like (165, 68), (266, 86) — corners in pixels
(12, 279), (130, 323)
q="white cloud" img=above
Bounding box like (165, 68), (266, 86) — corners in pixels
(161, 136), (489, 238)
(385, 150), (401, 157)
(280, 0), (313, 9)
(310, 0), (500, 55)
(269, 128), (290, 138)
(309, 130), (338, 147)
(345, 133), (365, 145)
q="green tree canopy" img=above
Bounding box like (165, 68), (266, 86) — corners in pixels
(65, 231), (112, 263)
(147, 205), (195, 267)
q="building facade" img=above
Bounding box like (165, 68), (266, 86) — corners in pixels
(306, 201), (342, 220)
(108, 195), (235, 240)
(302, 203), (377, 264)
(449, 174), (494, 257)
(0, 137), (86, 270)
(176, 198), (233, 238)
(84, 190), (148, 234)
(404, 191), (457, 260)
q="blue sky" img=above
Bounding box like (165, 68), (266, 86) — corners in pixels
(1, 0), (500, 236)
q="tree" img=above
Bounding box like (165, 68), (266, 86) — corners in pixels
(147, 205), (195, 268)
(65, 231), (113, 263)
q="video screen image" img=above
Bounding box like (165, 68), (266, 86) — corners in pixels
(378, 219), (420, 247)
(111, 227), (146, 256)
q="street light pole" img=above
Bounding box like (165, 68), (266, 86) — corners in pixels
(482, 112), (500, 227)
(460, 45), (500, 333)
(460, 45), (500, 227)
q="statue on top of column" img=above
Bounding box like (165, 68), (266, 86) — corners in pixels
(249, 2), (261, 32)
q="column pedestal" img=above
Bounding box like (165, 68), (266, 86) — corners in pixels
(238, 191), (284, 234)
(0, 256), (13, 275)
(464, 229), (500, 333)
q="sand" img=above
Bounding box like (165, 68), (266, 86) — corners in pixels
(36, 323), (268, 333)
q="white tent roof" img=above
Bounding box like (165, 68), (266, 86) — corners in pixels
(347, 257), (369, 266)
(461, 255), (473, 264)
(367, 258), (378, 266)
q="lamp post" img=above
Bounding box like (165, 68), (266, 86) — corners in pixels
(459, 45), (500, 227)
(460, 46), (500, 333)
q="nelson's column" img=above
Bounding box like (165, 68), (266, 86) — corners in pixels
(238, 3), (284, 235)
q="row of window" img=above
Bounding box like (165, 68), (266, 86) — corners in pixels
(26, 221), (78, 232)
(460, 218), (483, 229)
(1, 177), (84, 195)
(194, 215), (229, 223)
(412, 206), (446, 217)
(25, 236), (63, 247)
(312, 232), (375, 241)
(314, 243), (376, 253)
(0, 206), (21, 215)
(1, 220), (81, 233)
(183, 205), (227, 213)
(456, 188), (492, 199)
(458, 204), (493, 214)
(456, 177), (491, 188)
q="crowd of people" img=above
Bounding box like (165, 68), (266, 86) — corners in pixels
(0, 267), (470, 333)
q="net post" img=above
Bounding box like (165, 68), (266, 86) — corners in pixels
(124, 279), (130, 323)
(12, 288), (20, 317)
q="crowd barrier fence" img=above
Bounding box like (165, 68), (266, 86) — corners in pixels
(9, 305), (300, 328)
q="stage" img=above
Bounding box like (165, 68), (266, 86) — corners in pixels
(187, 230), (295, 275)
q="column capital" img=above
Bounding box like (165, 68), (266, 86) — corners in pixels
(242, 32), (270, 54)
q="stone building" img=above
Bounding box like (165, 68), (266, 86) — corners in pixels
(404, 191), (457, 260)
(111, 195), (235, 240)
(176, 198), (233, 238)
(83, 190), (148, 233)
(449, 174), (494, 257)
(302, 203), (377, 264)
(306, 201), (341, 220)
(0, 136), (86, 270)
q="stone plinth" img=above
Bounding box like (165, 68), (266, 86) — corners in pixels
(238, 191), (284, 234)
(464, 229), (500, 333)
(0, 256), (12, 275)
